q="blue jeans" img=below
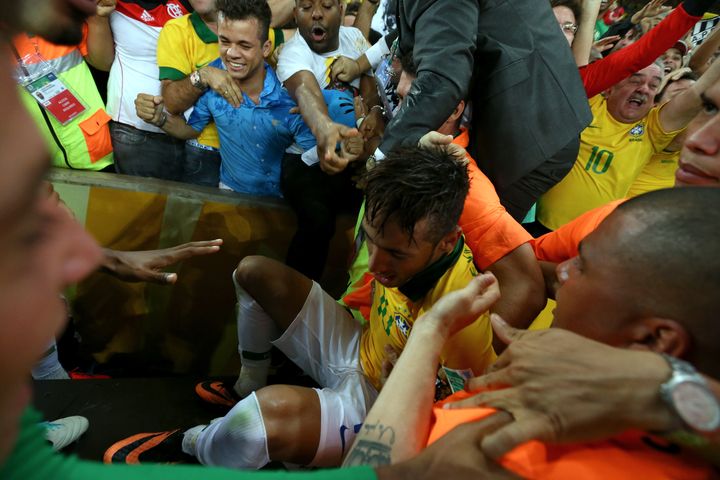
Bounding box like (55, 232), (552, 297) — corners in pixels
(110, 121), (185, 181)
(183, 141), (221, 187)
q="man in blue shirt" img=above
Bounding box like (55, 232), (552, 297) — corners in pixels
(135, 0), (357, 197)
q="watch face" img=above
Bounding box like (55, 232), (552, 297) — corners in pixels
(672, 382), (720, 432)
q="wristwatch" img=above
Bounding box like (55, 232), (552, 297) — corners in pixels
(190, 70), (206, 91)
(659, 354), (720, 437)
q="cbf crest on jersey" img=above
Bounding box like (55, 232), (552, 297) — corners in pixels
(629, 123), (645, 142)
(630, 123), (645, 137)
(394, 313), (411, 338)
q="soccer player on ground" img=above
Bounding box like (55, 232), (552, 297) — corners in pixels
(106, 146), (498, 468)
(0, 1), (513, 478)
(345, 188), (720, 478)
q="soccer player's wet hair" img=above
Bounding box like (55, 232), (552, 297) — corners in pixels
(217, 0), (272, 43)
(363, 146), (469, 245)
(610, 187), (720, 377)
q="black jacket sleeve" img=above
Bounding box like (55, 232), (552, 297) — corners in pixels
(379, 0), (479, 155)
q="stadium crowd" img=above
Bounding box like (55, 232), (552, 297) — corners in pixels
(1, 0), (719, 478)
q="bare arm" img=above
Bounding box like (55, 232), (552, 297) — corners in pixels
(268, 0), (295, 28)
(353, 0), (380, 40)
(84, 1), (116, 71)
(538, 261), (560, 300)
(343, 274), (502, 466)
(660, 52), (720, 131)
(284, 70), (359, 174)
(689, 26), (720, 75)
(485, 244), (546, 353)
(573, 0), (602, 67)
(161, 79), (203, 115)
(134, 93), (200, 140)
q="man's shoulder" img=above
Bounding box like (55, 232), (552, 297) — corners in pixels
(280, 32), (311, 56)
(162, 12), (192, 30)
(339, 26), (370, 52)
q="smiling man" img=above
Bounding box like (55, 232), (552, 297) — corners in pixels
(106, 145), (497, 469)
(136, 0), (318, 197)
(537, 58), (720, 232)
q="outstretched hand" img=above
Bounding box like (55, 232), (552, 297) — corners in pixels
(444, 316), (674, 459)
(632, 0), (671, 23)
(419, 273), (500, 338)
(317, 121), (361, 174)
(102, 239), (223, 284)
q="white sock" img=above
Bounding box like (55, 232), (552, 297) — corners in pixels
(32, 340), (69, 380)
(234, 365), (270, 398)
(233, 271), (277, 396)
(192, 392), (270, 469)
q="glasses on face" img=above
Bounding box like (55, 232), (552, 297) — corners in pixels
(560, 22), (578, 34)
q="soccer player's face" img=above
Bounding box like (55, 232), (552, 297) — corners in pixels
(0, 52), (103, 461)
(219, 17), (271, 82)
(676, 80), (720, 187)
(552, 213), (639, 345)
(362, 216), (453, 289)
(606, 64), (663, 124)
(295, 0), (343, 54)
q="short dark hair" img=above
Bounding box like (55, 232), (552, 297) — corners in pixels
(217, 0), (271, 43)
(550, 0), (582, 24)
(610, 188), (720, 377)
(363, 146), (469, 244)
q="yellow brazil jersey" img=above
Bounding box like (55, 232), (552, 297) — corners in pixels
(157, 13), (285, 149)
(537, 94), (682, 230)
(626, 149), (680, 197)
(358, 238), (496, 392)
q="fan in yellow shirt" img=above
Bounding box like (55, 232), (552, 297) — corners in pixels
(537, 62), (712, 230)
(628, 70), (698, 197)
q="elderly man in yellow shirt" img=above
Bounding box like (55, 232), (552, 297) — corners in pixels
(537, 58), (720, 231)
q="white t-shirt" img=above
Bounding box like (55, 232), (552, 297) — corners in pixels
(107, 1), (188, 132)
(277, 26), (370, 90)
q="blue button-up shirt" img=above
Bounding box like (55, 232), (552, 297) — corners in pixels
(188, 60), (316, 197)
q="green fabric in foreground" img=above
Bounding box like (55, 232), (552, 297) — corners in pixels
(1, 407), (377, 480)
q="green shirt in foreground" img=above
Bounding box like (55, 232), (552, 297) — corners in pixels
(1, 408), (377, 480)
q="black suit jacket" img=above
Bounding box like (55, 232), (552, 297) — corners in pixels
(380, 0), (592, 189)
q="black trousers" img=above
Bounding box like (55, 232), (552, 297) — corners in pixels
(281, 153), (363, 281)
(496, 136), (581, 222)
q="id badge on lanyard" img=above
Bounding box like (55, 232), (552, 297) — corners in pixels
(16, 52), (87, 125)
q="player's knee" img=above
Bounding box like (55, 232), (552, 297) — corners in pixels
(256, 386), (320, 461)
(235, 256), (274, 292)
